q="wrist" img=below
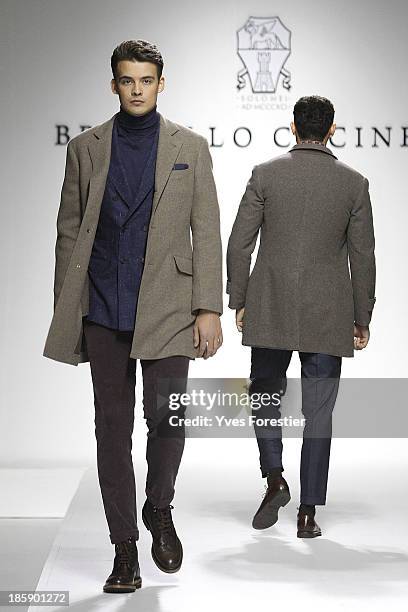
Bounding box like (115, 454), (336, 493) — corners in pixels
(198, 309), (219, 316)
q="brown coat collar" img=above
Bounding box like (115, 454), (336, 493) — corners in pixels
(289, 142), (337, 159)
(91, 111), (180, 140)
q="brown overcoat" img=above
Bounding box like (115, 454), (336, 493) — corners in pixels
(43, 113), (223, 366)
(226, 143), (376, 357)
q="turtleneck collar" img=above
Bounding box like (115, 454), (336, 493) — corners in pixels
(117, 104), (159, 131)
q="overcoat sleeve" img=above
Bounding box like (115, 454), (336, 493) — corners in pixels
(53, 140), (81, 311)
(190, 137), (223, 316)
(347, 177), (376, 326)
(226, 165), (264, 309)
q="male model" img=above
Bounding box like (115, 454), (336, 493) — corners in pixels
(43, 39), (223, 592)
(226, 95), (376, 538)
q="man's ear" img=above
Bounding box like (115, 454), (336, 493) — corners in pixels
(290, 121), (296, 136)
(330, 123), (336, 136)
(111, 78), (118, 95)
(158, 76), (165, 94)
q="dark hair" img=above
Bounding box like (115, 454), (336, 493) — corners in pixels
(111, 39), (164, 80)
(293, 95), (334, 141)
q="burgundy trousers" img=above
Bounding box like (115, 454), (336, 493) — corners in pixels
(83, 319), (190, 544)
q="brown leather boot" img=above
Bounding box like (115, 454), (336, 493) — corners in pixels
(297, 510), (322, 538)
(252, 475), (291, 530)
(103, 536), (142, 593)
(142, 500), (183, 573)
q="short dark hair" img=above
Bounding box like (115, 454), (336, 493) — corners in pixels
(111, 39), (164, 80)
(293, 95), (335, 141)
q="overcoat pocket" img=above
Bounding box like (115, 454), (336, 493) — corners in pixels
(173, 254), (193, 275)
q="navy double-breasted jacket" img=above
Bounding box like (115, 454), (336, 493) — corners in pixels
(85, 119), (160, 330)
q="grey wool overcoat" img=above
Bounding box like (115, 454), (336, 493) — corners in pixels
(43, 113), (223, 366)
(226, 143), (376, 358)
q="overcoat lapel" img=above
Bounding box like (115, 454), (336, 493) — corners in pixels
(86, 116), (115, 218)
(151, 115), (182, 216)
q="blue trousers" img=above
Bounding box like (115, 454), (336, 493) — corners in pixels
(249, 348), (342, 505)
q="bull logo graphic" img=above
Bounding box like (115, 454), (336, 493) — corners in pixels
(237, 16), (292, 92)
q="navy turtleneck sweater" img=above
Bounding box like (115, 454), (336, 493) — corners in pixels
(115, 104), (160, 199)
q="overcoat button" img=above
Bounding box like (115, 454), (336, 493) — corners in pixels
(76, 264), (81, 269)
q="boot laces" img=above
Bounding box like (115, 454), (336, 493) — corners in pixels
(115, 539), (135, 565)
(154, 504), (175, 536)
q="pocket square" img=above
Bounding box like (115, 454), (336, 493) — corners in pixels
(173, 163), (189, 170)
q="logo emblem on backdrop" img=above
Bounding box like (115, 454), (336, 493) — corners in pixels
(237, 16), (292, 93)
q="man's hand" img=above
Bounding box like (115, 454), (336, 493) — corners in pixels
(193, 310), (223, 358)
(354, 324), (370, 350)
(236, 307), (245, 333)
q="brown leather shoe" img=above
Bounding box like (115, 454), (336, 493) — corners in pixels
(103, 536), (142, 593)
(297, 511), (322, 538)
(252, 476), (291, 530)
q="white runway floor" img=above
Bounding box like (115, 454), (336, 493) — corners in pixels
(2, 438), (408, 612)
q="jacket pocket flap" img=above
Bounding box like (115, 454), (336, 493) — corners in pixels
(173, 254), (193, 275)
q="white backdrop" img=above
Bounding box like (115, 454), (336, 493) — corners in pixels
(1, 0), (407, 466)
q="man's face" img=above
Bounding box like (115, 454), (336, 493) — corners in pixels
(111, 60), (165, 116)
